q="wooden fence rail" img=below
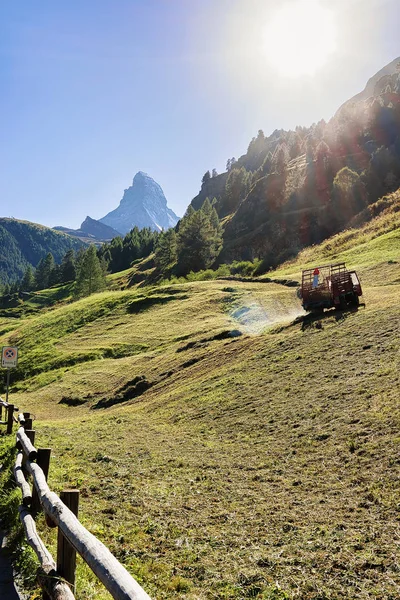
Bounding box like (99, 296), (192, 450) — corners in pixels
(19, 505), (75, 600)
(0, 401), (152, 600)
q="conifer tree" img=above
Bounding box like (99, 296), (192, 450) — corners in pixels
(60, 249), (76, 283)
(201, 197), (213, 215)
(34, 257), (45, 290)
(201, 198), (221, 231)
(262, 152), (273, 174)
(224, 167), (249, 213)
(49, 263), (60, 287)
(154, 229), (177, 272)
(274, 143), (289, 174)
(176, 202), (222, 274)
(75, 245), (106, 297)
(201, 170), (211, 186)
(34, 253), (55, 289)
(20, 266), (35, 291)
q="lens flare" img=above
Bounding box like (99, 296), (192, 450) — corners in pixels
(263, 0), (337, 77)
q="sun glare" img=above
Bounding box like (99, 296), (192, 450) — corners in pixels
(264, 0), (337, 78)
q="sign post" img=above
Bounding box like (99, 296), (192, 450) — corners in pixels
(2, 346), (18, 403)
(6, 368), (10, 403)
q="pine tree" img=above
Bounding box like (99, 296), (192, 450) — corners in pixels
(201, 198), (220, 230)
(201, 197), (213, 215)
(201, 170), (211, 186)
(60, 249), (76, 283)
(34, 253), (55, 289)
(224, 167), (249, 213)
(226, 157), (236, 172)
(209, 206), (221, 231)
(43, 253), (55, 287)
(154, 229), (177, 273)
(75, 247), (86, 273)
(75, 245), (106, 297)
(20, 266), (35, 291)
(34, 258), (45, 290)
(176, 204), (222, 274)
(49, 263), (61, 286)
(273, 143), (289, 174)
(262, 152), (273, 174)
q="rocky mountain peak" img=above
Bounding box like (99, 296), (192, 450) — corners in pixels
(134, 170), (149, 179)
(80, 216), (121, 240)
(100, 172), (179, 234)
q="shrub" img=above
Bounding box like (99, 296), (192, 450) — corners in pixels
(230, 260), (259, 276)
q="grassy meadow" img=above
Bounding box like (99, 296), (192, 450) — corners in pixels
(0, 212), (399, 599)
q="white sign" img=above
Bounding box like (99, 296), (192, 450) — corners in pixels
(2, 346), (18, 368)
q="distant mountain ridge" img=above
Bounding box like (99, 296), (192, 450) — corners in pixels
(54, 216), (121, 243)
(99, 171), (179, 234)
(0, 218), (85, 284)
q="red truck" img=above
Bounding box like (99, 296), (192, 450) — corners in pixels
(300, 262), (362, 312)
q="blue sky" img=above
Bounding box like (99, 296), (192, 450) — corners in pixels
(1, 0), (399, 228)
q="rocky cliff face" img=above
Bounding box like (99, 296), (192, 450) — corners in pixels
(99, 172), (179, 234)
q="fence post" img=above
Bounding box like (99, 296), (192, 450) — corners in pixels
(31, 448), (51, 516)
(57, 490), (79, 592)
(24, 417), (33, 430)
(6, 404), (14, 434)
(24, 429), (35, 446)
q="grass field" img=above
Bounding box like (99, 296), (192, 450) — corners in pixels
(0, 209), (399, 599)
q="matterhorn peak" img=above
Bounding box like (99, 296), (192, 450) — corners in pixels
(99, 172), (179, 234)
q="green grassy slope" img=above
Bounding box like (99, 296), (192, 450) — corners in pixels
(0, 213), (399, 599)
(270, 190), (400, 285)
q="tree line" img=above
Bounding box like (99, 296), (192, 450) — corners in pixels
(1, 246), (106, 299)
(194, 91), (400, 267)
(1, 227), (160, 300)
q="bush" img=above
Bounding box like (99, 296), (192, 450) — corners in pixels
(230, 260), (259, 276)
(253, 258), (271, 276)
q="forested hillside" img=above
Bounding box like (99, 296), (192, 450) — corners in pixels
(190, 59), (400, 268)
(0, 218), (84, 284)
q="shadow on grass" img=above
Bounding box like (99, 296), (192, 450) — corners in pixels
(176, 329), (242, 353)
(59, 396), (88, 407)
(291, 304), (366, 331)
(91, 376), (153, 409)
(127, 293), (188, 314)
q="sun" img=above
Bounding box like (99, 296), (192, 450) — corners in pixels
(263, 0), (337, 77)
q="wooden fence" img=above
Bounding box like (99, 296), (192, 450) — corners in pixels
(0, 400), (152, 600)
